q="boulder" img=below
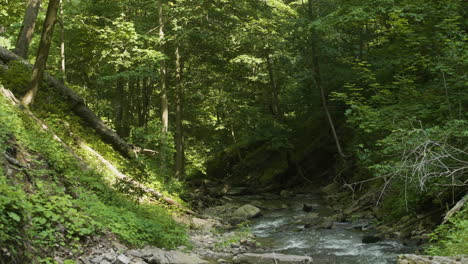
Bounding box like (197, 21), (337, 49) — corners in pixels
(191, 217), (220, 231)
(302, 204), (314, 212)
(232, 204), (262, 219)
(362, 235), (380, 244)
(233, 253), (312, 264)
(280, 190), (295, 198)
(140, 247), (208, 264)
(397, 254), (468, 264)
(319, 219), (333, 229)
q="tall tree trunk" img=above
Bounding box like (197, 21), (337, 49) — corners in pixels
(59, 0), (66, 82)
(0, 47), (135, 158)
(14, 0), (42, 58)
(114, 78), (126, 137)
(313, 54), (346, 158)
(158, 0), (169, 177)
(266, 53), (279, 116)
(22, 0), (60, 106)
(139, 77), (151, 127)
(174, 47), (185, 180)
(309, 0), (346, 158)
(231, 125), (243, 162)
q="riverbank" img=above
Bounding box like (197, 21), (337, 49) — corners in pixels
(57, 185), (467, 264)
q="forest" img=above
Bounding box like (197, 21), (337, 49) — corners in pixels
(0, 0), (467, 263)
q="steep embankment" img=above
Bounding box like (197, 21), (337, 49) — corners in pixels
(0, 66), (189, 263)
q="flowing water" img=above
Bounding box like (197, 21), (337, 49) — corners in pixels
(233, 193), (418, 264)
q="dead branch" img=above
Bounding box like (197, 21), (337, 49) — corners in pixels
(442, 195), (467, 224)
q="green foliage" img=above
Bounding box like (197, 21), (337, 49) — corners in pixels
(0, 172), (31, 260)
(78, 195), (187, 248)
(327, 0), (467, 220)
(427, 205), (468, 256)
(0, 61), (31, 97)
(28, 188), (99, 250)
(0, 88), (188, 262)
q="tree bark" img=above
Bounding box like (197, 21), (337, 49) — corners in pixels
(114, 77), (126, 137)
(0, 47), (135, 159)
(59, 0), (66, 82)
(22, 0), (60, 106)
(14, 0), (42, 58)
(314, 54), (346, 158)
(266, 53), (279, 116)
(139, 77), (151, 127)
(158, 0), (169, 177)
(174, 47), (185, 180)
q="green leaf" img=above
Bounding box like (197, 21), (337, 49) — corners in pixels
(8, 212), (21, 222)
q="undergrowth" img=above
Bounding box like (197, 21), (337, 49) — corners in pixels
(426, 205), (468, 256)
(0, 81), (188, 263)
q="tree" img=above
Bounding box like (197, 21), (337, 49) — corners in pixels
(14, 0), (42, 58)
(158, 0), (170, 178)
(22, 0), (60, 106)
(174, 47), (185, 180)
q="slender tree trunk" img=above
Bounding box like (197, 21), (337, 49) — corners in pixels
(231, 125), (243, 162)
(174, 47), (185, 180)
(22, 0), (60, 106)
(59, 0), (66, 82)
(314, 56), (346, 158)
(266, 53), (279, 116)
(114, 78), (125, 137)
(139, 77), (151, 127)
(14, 0), (42, 58)
(158, 0), (169, 177)
(309, 0), (346, 158)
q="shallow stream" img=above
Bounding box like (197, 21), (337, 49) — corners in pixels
(232, 192), (418, 264)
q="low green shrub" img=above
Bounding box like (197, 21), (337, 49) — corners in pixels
(426, 204), (468, 256)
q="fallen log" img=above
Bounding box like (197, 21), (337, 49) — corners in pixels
(0, 46), (134, 159)
(442, 195), (467, 224)
(1, 85), (194, 214)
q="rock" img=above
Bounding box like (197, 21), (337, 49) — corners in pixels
(99, 260), (112, 264)
(232, 204), (261, 219)
(321, 182), (340, 194)
(305, 212), (319, 220)
(131, 257), (148, 264)
(319, 219), (333, 229)
(102, 253), (116, 262)
(233, 253), (312, 264)
(127, 249), (146, 258)
(239, 239), (256, 249)
(90, 256), (103, 264)
(191, 217), (219, 231)
(302, 204), (314, 212)
(362, 235), (381, 244)
(141, 247), (208, 264)
(227, 187), (249, 196)
(397, 254), (468, 264)
(250, 200), (263, 208)
(115, 254), (131, 264)
(280, 190), (295, 198)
